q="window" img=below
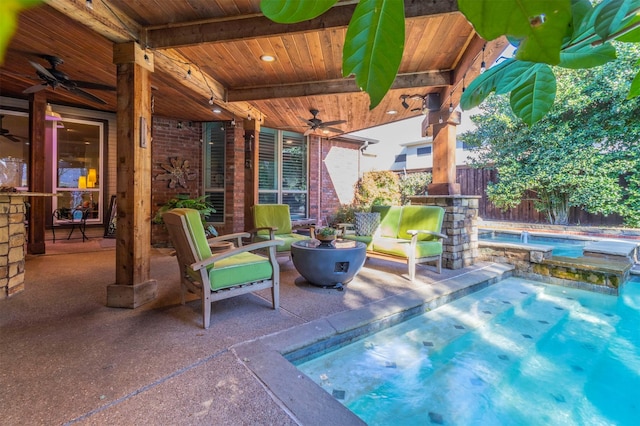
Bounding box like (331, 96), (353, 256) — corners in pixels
(417, 146), (432, 156)
(203, 122), (225, 223)
(0, 110), (29, 189)
(53, 118), (103, 222)
(258, 128), (308, 219)
(395, 154), (407, 163)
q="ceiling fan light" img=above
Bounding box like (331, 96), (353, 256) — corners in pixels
(45, 104), (62, 121)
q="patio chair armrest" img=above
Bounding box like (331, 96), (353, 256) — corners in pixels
(207, 232), (250, 247)
(407, 229), (447, 240)
(190, 239), (284, 271)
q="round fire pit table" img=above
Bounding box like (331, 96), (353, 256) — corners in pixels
(291, 239), (367, 289)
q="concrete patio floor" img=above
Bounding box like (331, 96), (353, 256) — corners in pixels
(1, 235), (511, 425)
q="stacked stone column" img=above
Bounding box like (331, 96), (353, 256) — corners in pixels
(411, 195), (479, 270)
(0, 195), (26, 299)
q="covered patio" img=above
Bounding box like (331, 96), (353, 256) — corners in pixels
(1, 0), (506, 306)
(2, 239), (510, 424)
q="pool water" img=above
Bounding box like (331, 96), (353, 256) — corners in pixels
(479, 232), (589, 257)
(296, 276), (640, 425)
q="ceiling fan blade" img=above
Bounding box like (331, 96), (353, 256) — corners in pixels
(1, 134), (22, 143)
(22, 83), (49, 94)
(319, 119), (347, 127)
(28, 60), (56, 80)
(67, 86), (108, 104)
(323, 127), (345, 133)
(303, 128), (314, 136)
(71, 80), (116, 91)
(298, 116), (314, 126)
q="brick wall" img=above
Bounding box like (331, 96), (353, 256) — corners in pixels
(151, 117), (203, 246)
(151, 121), (362, 245)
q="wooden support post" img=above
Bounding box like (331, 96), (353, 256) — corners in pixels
(427, 111), (461, 195)
(27, 93), (47, 254)
(243, 118), (260, 230)
(106, 42), (157, 308)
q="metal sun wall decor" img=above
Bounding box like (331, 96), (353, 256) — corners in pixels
(156, 157), (196, 188)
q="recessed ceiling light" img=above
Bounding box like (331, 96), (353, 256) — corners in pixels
(260, 54), (276, 62)
(387, 110), (398, 115)
(212, 108), (222, 113)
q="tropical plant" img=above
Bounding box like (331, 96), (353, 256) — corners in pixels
(399, 172), (432, 205)
(326, 203), (368, 227)
(260, 0), (640, 123)
(0, 0), (41, 65)
(354, 170), (400, 207)
(152, 194), (218, 236)
(461, 43), (640, 225)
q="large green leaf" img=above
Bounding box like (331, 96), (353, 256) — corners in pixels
(628, 67), (640, 99)
(594, 0), (630, 39)
(510, 65), (557, 125)
(559, 43), (617, 68)
(260, 0), (337, 24)
(460, 60), (540, 110)
(342, 0), (404, 109)
(458, 0), (572, 64)
(616, 11), (640, 42)
(0, 0), (42, 65)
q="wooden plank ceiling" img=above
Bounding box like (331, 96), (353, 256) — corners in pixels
(0, 0), (506, 136)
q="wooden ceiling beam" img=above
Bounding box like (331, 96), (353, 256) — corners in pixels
(46, 0), (141, 44)
(227, 70), (453, 102)
(145, 0), (459, 49)
(44, 0), (264, 119)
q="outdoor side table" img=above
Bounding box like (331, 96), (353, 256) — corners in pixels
(290, 239), (367, 289)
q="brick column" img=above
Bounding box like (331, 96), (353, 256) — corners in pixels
(0, 195), (26, 299)
(411, 195), (479, 270)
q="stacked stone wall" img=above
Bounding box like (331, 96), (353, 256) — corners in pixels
(0, 195), (26, 299)
(411, 195), (479, 270)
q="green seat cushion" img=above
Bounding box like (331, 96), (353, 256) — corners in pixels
(255, 232), (308, 251)
(343, 234), (373, 249)
(253, 204), (293, 235)
(397, 205), (444, 241)
(188, 252), (273, 290)
(372, 238), (411, 258)
(208, 252), (273, 290)
(372, 238), (442, 258)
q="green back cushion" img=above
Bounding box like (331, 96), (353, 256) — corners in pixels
(372, 205), (402, 238)
(253, 204), (292, 235)
(174, 208), (212, 259)
(254, 232), (308, 251)
(397, 205), (444, 241)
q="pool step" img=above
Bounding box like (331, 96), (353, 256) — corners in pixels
(583, 240), (639, 263)
(532, 255), (632, 295)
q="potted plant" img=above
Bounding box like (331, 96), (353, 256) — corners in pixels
(153, 194), (218, 237)
(314, 226), (337, 242)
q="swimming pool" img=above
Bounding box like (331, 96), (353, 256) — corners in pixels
(296, 276), (640, 425)
(479, 230), (591, 258)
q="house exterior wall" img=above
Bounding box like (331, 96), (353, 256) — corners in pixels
(308, 136), (361, 226)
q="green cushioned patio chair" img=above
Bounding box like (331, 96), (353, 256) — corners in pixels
(251, 204), (310, 261)
(163, 208), (283, 329)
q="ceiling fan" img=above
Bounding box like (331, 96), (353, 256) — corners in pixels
(22, 54), (115, 105)
(299, 109), (347, 136)
(0, 115), (24, 143)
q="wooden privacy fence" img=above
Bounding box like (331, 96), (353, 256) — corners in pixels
(429, 166), (624, 226)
